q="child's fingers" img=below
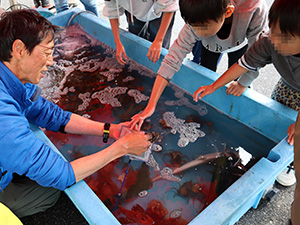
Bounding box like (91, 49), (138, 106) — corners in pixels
(116, 52), (127, 65)
(226, 86), (232, 95)
(123, 51), (128, 61)
(137, 119), (144, 131)
(193, 86), (210, 102)
(199, 92), (207, 99)
(153, 52), (159, 64)
(193, 90), (201, 102)
(226, 86), (240, 96)
(287, 133), (294, 145)
(147, 51), (152, 61)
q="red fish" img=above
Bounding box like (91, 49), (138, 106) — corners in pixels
(118, 204), (154, 225)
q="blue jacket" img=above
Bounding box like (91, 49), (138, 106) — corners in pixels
(0, 62), (75, 191)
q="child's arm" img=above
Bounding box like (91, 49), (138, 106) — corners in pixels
(131, 24), (198, 130)
(109, 18), (128, 65)
(131, 75), (168, 130)
(147, 12), (174, 64)
(193, 63), (248, 101)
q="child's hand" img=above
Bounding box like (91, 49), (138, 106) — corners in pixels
(193, 84), (216, 102)
(147, 40), (163, 64)
(115, 42), (128, 65)
(226, 81), (247, 96)
(130, 105), (155, 131)
(287, 123), (296, 145)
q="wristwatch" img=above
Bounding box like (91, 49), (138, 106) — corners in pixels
(103, 123), (110, 143)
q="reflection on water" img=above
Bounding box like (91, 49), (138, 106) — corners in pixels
(41, 24), (276, 225)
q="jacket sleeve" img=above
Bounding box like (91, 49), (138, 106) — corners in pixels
(154, 0), (179, 14)
(246, 1), (268, 47)
(25, 96), (71, 132)
(0, 100), (75, 190)
(103, 0), (125, 19)
(237, 31), (272, 86)
(158, 24), (199, 81)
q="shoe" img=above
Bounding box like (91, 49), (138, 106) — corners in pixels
(276, 164), (296, 186)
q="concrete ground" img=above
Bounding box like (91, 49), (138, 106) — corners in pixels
(0, 0), (295, 224)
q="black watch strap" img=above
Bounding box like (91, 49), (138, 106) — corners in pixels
(103, 123), (110, 143)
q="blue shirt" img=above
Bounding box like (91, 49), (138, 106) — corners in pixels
(0, 62), (75, 191)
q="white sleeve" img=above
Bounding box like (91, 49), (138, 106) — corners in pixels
(103, 0), (125, 19)
(158, 24), (199, 81)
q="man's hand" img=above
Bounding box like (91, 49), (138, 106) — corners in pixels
(117, 131), (151, 156)
(109, 121), (133, 140)
(226, 81), (247, 96)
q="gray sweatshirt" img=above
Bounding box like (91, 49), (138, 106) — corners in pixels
(103, 0), (179, 22)
(158, 0), (268, 81)
(238, 31), (300, 91)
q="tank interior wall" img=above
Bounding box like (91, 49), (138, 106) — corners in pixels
(50, 9), (297, 143)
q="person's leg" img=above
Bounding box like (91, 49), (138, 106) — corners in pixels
(200, 44), (221, 72)
(147, 13), (175, 49)
(53, 0), (69, 13)
(0, 175), (61, 218)
(271, 79), (300, 111)
(227, 44), (248, 68)
(79, 0), (99, 16)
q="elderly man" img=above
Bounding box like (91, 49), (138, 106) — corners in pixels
(0, 9), (150, 218)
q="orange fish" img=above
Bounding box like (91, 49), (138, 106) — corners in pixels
(118, 204), (154, 225)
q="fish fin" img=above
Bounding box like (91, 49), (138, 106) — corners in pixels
(118, 216), (135, 224)
(132, 204), (145, 213)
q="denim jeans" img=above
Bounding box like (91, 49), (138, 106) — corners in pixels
(53, 0), (98, 16)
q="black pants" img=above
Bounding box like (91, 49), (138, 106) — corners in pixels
(200, 43), (248, 72)
(125, 11), (175, 49)
(0, 174), (60, 218)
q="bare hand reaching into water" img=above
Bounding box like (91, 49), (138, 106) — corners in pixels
(130, 106), (155, 131)
(115, 42), (128, 65)
(193, 84), (216, 102)
(147, 40), (162, 64)
(116, 131), (152, 156)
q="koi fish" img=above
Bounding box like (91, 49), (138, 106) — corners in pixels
(152, 152), (224, 182)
